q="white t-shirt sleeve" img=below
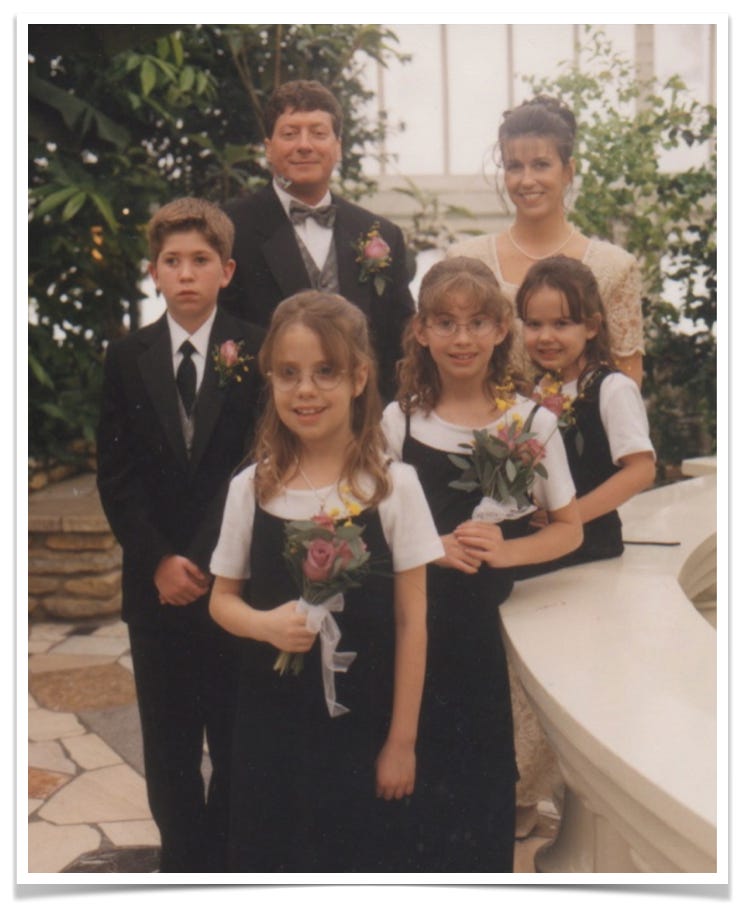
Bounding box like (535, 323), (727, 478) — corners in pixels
(210, 465), (257, 580)
(380, 462), (444, 571)
(599, 374), (655, 464)
(381, 401), (406, 461)
(528, 405), (577, 511)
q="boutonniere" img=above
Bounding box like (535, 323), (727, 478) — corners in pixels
(212, 339), (253, 387)
(353, 222), (392, 296)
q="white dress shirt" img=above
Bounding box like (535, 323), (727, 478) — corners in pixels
(273, 178), (334, 270)
(167, 306), (217, 393)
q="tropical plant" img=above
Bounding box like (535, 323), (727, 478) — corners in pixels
(28, 24), (407, 469)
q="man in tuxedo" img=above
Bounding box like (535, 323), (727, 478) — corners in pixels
(96, 198), (265, 872)
(219, 79), (414, 401)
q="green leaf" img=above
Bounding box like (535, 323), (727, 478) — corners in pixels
(170, 33), (184, 67)
(29, 73), (130, 149)
(89, 192), (118, 231)
(179, 66), (195, 92)
(61, 190), (87, 221)
(448, 454), (472, 471)
(39, 402), (69, 421)
(28, 352), (54, 388)
(32, 186), (79, 219)
(449, 480), (480, 493)
(140, 58), (157, 97)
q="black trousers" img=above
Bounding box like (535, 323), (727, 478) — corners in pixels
(128, 610), (240, 873)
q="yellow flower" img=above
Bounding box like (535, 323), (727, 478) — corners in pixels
(494, 378), (517, 415)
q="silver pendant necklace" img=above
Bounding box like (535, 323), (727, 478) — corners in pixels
(295, 461), (336, 512)
(508, 224), (576, 261)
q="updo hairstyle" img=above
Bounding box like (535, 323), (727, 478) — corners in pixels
(497, 95), (577, 165)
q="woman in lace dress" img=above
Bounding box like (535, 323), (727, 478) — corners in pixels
(448, 95), (645, 838)
(449, 95), (644, 386)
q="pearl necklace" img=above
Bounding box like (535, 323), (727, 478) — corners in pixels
(295, 462), (336, 512)
(508, 225), (576, 261)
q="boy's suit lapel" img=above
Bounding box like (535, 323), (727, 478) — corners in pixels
(188, 312), (234, 473)
(138, 315), (190, 472)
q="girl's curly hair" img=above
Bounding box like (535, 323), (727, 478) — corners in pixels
(395, 256), (523, 413)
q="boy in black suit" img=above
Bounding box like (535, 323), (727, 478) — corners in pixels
(96, 198), (265, 872)
(219, 79), (414, 401)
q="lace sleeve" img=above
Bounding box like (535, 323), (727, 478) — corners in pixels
(585, 239), (645, 357)
(601, 254), (645, 357)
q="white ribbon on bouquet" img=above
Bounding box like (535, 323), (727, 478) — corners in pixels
(300, 594), (357, 718)
(471, 495), (537, 524)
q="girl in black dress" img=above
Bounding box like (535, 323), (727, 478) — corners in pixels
(382, 257), (581, 872)
(515, 255), (655, 574)
(210, 291), (443, 873)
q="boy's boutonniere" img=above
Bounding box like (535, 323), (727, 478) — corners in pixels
(212, 339), (253, 387)
(353, 222), (391, 296)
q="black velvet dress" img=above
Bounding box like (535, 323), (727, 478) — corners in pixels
(226, 503), (413, 873)
(403, 420), (530, 873)
(514, 366), (623, 580)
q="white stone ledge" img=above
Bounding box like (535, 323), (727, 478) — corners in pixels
(501, 474), (717, 873)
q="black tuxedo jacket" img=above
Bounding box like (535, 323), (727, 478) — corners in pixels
(96, 309), (265, 628)
(218, 184), (414, 400)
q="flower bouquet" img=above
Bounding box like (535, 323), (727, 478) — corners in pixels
(274, 509), (371, 716)
(353, 222), (391, 296)
(449, 412), (549, 524)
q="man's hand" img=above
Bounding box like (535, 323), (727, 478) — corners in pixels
(154, 555), (211, 606)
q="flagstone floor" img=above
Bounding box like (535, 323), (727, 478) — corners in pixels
(26, 614), (558, 876)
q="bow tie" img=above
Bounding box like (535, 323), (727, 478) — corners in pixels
(289, 201), (337, 228)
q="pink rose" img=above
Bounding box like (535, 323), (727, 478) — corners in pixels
(333, 539), (354, 572)
(363, 236), (390, 261)
(517, 438), (546, 466)
(302, 538), (337, 582)
(219, 340), (239, 367)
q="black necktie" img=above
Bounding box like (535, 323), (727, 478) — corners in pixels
(289, 201), (336, 228)
(176, 340), (197, 416)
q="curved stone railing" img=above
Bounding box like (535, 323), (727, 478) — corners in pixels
(501, 471), (717, 873)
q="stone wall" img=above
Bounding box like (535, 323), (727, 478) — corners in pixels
(28, 476), (122, 620)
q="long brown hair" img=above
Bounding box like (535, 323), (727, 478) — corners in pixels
(396, 256), (520, 413)
(253, 291), (391, 506)
(515, 255), (616, 385)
